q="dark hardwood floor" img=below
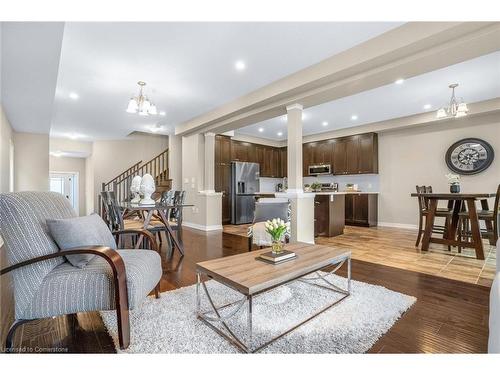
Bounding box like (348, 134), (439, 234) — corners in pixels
(0, 227), (490, 353)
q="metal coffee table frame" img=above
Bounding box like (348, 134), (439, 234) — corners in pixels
(196, 254), (351, 353)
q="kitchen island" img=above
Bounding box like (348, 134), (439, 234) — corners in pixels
(255, 191), (379, 237)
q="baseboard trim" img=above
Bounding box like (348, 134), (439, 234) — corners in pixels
(183, 222), (223, 232)
(378, 222), (418, 230)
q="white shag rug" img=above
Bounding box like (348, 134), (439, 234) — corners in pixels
(100, 273), (416, 353)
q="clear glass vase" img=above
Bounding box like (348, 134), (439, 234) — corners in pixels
(271, 240), (284, 255)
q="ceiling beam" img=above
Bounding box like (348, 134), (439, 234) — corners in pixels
(175, 22), (500, 136)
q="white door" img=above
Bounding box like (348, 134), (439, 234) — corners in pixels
(49, 172), (78, 212)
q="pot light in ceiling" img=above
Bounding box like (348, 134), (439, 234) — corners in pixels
(258, 127), (264, 132)
(395, 78), (405, 85)
(126, 81), (158, 116)
(351, 115), (358, 121)
(277, 131), (283, 137)
(235, 60), (246, 71)
(69, 92), (79, 100)
(322, 121), (328, 126)
(67, 133), (84, 140)
(149, 124), (163, 133)
(437, 83), (468, 119)
(423, 104), (432, 110)
(50, 151), (63, 157)
(159, 111), (166, 116)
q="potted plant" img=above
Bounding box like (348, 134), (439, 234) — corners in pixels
(304, 184), (311, 192)
(445, 173), (461, 193)
(265, 218), (290, 254)
(310, 182), (322, 192)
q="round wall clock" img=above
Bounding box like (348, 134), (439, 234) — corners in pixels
(445, 138), (494, 175)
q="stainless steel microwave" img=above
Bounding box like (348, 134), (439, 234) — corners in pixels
(308, 164), (331, 175)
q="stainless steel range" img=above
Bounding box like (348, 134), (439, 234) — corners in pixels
(230, 161), (260, 224)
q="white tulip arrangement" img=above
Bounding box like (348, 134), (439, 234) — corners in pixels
(264, 218), (290, 242)
(445, 173), (460, 185)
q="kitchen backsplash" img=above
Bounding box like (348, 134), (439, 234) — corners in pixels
(303, 174), (380, 192)
(259, 177), (284, 192)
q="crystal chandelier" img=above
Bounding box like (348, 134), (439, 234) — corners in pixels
(436, 83), (469, 119)
(126, 81), (157, 116)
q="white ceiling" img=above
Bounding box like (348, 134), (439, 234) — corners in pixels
(1, 22), (64, 134)
(48, 22), (403, 140)
(236, 51), (500, 140)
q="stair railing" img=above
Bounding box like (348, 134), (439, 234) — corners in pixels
(99, 149), (169, 216)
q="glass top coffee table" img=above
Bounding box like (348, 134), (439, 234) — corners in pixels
(196, 243), (351, 353)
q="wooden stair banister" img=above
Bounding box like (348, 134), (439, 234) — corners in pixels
(99, 149), (170, 216)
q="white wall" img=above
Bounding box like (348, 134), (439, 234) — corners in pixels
(89, 133), (169, 212)
(378, 113), (500, 227)
(13, 132), (49, 192)
(49, 155), (87, 216)
(0, 105), (13, 193)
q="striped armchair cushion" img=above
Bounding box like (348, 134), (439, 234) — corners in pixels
(21, 249), (162, 320)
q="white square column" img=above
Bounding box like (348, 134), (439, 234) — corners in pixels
(275, 103), (315, 244)
(204, 132), (216, 193)
(286, 104), (303, 193)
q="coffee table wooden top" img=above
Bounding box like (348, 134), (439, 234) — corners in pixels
(196, 243), (351, 295)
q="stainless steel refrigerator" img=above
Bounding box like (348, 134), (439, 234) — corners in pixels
(230, 161), (260, 224)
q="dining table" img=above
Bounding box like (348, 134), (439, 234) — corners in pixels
(410, 192), (496, 260)
(116, 201), (193, 256)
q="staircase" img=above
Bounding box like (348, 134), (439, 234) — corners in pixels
(100, 149), (171, 213)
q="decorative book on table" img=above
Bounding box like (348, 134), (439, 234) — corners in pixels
(257, 250), (296, 264)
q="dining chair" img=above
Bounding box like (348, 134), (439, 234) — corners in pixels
(415, 185), (453, 249)
(0, 192), (162, 351)
(458, 184), (500, 246)
(247, 198), (291, 251)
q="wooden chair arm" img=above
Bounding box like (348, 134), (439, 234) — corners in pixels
(113, 229), (159, 254)
(1, 245), (125, 276)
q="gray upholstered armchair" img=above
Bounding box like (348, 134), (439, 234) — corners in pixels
(247, 198), (291, 250)
(0, 192), (162, 351)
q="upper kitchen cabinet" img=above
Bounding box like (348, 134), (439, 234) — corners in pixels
(231, 140), (250, 162)
(358, 133), (378, 174)
(215, 135), (232, 164)
(280, 147), (287, 178)
(332, 138), (347, 175)
(333, 133), (378, 175)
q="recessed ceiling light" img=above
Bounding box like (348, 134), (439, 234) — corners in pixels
(235, 60), (246, 71)
(159, 111), (166, 116)
(69, 92), (79, 100)
(258, 127), (264, 132)
(149, 124), (163, 133)
(423, 104), (432, 110)
(277, 132), (283, 137)
(322, 121), (328, 126)
(67, 133), (84, 140)
(351, 115), (358, 121)
(50, 151), (63, 157)
(395, 79), (404, 85)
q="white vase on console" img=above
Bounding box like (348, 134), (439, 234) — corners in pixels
(130, 175), (142, 204)
(139, 174), (156, 205)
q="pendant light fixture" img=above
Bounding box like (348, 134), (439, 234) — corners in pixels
(126, 81), (158, 116)
(436, 83), (469, 119)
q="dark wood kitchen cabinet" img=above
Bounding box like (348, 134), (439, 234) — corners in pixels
(345, 193), (378, 227)
(314, 194), (345, 237)
(345, 135), (359, 174)
(262, 146), (281, 178)
(231, 140), (250, 162)
(280, 147), (287, 178)
(332, 133), (378, 175)
(358, 133), (378, 173)
(333, 139), (347, 174)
